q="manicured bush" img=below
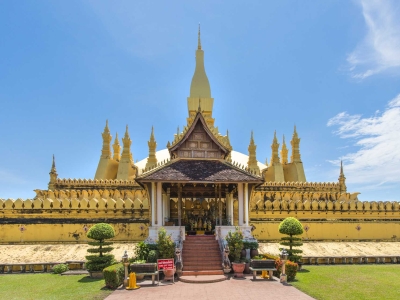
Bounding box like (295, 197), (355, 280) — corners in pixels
(103, 263), (124, 289)
(225, 227), (244, 263)
(279, 217), (304, 262)
(52, 263), (69, 274)
(85, 223), (116, 271)
(156, 227), (175, 259)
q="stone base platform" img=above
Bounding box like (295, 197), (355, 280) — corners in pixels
(179, 274), (227, 284)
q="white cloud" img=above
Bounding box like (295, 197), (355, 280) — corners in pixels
(327, 94), (400, 185)
(348, 0), (400, 79)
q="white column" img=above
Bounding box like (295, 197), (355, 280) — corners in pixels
(238, 183), (244, 226)
(157, 182), (163, 226)
(151, 182), (156, 226)
(244, 183), (249, 226)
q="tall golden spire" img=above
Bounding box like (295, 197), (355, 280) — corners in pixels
(48, 154), (58, 190)
(247, 131), (260, 175)
(113, 132), (121, 161)
(146, 126), (158, 169)
(339, 160), (347, 192)
(290, 125), (301, 163)
(187, 25), (214, 127)
(270, 131), (280, 165)
(280, 135), (288, 164)
(101, 120), (112, 159)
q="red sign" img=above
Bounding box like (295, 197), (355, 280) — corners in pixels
(157, 259), (174, 270)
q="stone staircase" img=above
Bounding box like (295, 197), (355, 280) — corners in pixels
(182, 235), (224, 276)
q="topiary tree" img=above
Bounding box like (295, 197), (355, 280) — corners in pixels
(156, 227), (175, 259)
(85, 223), (116, 272)
(279, 217), (303, 262)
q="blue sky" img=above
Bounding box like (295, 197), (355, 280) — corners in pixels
(1, 0), (399, 201)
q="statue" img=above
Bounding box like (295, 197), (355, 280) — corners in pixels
(197, 217), (203, 229)
(222, 245), (231, 271)
(175, 247), (183, 277)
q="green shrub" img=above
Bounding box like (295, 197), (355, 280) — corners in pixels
(147, 250), (158, 263)
(134, 241), (157, 261)
(248, 241), (259, 250)
(103, 263), (124, 289)
(274, 260), (298, 281)
(86, 223), (116, 271)
(156, 227), (175, 259)
(242, 241), (252, 249)
(52, 264), (69, 274)
(225, 227), (244, 263)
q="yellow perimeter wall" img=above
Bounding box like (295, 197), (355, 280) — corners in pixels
(252, 221), (400, 241)
(0, 223), (149, 243)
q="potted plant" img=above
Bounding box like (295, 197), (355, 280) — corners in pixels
(249, 241), (259, 258)
(225, 227), (245, 278)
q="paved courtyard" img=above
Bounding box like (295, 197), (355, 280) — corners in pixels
(106, 275), (315, 300)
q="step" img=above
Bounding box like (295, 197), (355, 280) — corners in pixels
(183, 241), (219, 246)
(183, 264), (222, 271)
(183, 260), (221, 266)
(182, 245), (219, 250)
(179, 274), (226, 283)
(182, 251), (220, 256)
(183, 257), (221, 263)
(181, 270), (224, 276)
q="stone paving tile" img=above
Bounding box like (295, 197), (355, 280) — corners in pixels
(105, 275), (315, 300)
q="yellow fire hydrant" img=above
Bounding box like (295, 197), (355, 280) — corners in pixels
(260, 270), (269, 279)
(126, 272), (141, 290)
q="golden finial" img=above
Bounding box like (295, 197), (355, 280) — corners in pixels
(52, 154), (56, 170)
(198, 23), (202, 50)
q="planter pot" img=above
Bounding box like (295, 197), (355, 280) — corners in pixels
(250, 249), (259, 258)
(163, 268), (175, 281)
(89, 271), (104, 279)
(223, 268), (231, 274)
(136, 274), (145, 280)
(232, 262), (245, 278)
(244, 262), (250, 274)
(297, 262), (303, 271)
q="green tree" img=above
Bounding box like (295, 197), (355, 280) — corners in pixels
(279, 217), (303, 262)
(85, 223), (115, 271)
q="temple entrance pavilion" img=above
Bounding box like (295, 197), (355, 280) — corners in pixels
(136, 159), (263, 241)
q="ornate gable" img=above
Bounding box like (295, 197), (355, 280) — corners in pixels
(169, 112), (230, 159)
